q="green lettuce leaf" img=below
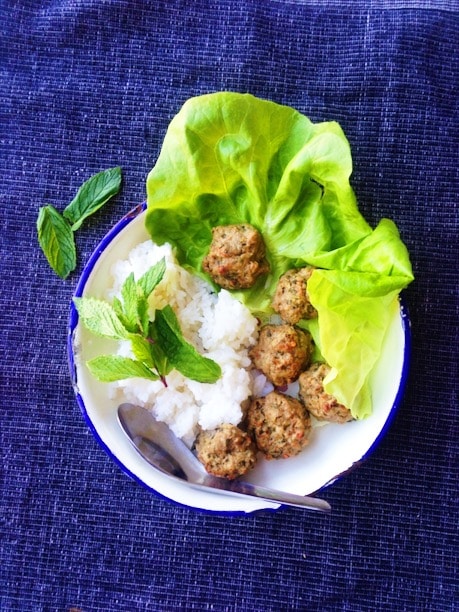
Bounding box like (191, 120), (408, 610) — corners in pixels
(145, 92), (414, 418)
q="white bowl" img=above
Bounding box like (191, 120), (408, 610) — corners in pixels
(68, 203), (411, 514)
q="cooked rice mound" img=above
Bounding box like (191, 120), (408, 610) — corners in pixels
(107, 240), (263, 446)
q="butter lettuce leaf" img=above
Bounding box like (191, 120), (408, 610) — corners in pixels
(145, 93), (414, 418)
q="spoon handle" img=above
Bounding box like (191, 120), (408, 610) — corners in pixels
(196, 478), (331, 512)
(226, 482), (331, 512)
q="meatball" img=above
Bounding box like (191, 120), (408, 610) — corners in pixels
(249, 324), (313, 387)
(247, 391), (311, 460)
(195, 423), (257, 480)
(298, 362), (352, 423)
(202, 223), (270, 289)
(272, 266), (317, 324)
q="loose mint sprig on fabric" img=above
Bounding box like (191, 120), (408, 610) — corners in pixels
(73, 259), (221, 386)
(37, 167), (122, 279)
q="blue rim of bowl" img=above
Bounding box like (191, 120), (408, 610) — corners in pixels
(67, 203), (412, 514)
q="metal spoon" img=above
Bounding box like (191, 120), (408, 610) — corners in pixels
(117, 403), (331, 512)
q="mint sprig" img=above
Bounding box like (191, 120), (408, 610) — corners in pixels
(37, 167), (122, 279)
(73, 259), (221, 386)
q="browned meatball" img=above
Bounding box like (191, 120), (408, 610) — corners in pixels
(272, 266), (317, 324)
(298, 363), (353, 423)
(249, 324), (313, 387)
(247, 391), (311, 460)
(195, 423), (257, 479)
(202, 223), (270, 289)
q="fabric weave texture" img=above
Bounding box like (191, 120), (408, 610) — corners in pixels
(1, 1), (457, 610)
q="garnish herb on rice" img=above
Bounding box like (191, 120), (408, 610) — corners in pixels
(73, 258), (222, 386)
(37, 166), (122, 279)
(145, 92), (414, 419)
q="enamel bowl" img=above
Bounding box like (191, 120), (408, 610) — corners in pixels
(68, 203), (411, 514)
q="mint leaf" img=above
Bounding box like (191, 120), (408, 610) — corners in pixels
(112, 296), (130, 330)
(147, 321), (172, 378)
(137, 258), (166, 297)
(86, 355), (160, 382)
(119, 273), (139, 332)
(36, 205), (76, 279)
(136, 259), (166, 334)
(63, 166), (122, 231)
(129, 334), (157, 368)
(136, 291), (150, 336)
(73, 297), (129, 340)
(154, 306), (221, 383)
(156, 304), (181, 334)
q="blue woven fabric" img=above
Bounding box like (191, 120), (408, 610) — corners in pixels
(1, 1), (458, 610)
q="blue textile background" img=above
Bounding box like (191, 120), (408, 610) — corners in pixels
(1, 1), (458, 610)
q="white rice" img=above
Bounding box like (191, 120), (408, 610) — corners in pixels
(106, 240), (268, 446)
